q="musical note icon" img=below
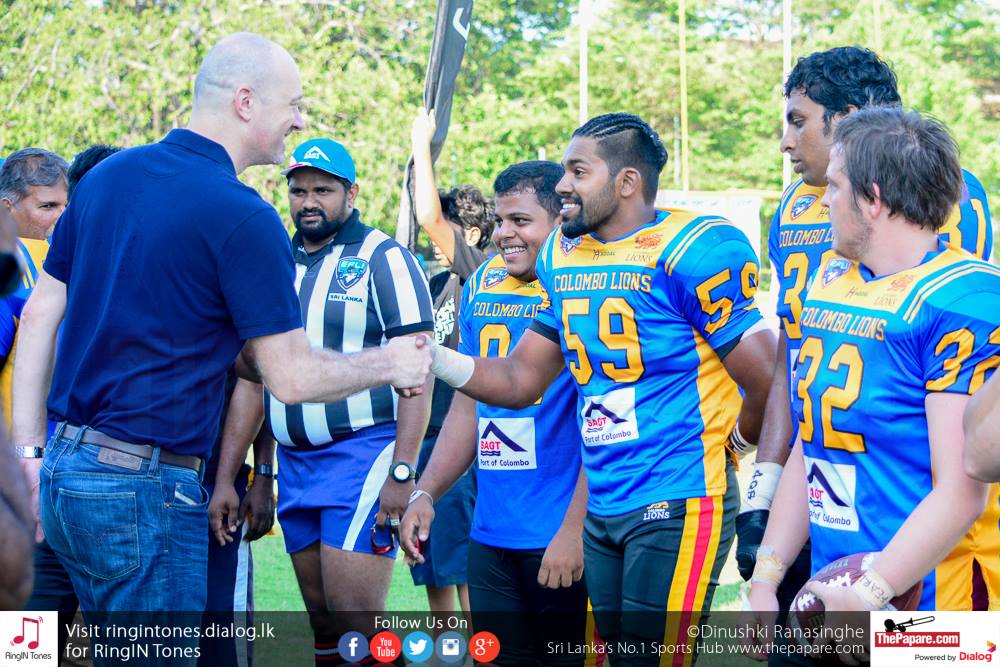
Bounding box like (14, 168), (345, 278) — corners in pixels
(11, 616), (41, 650)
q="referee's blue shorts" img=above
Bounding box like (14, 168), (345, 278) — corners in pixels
(276, 422), (397, 557)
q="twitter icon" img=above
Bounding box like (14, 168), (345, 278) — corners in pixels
(402, 631), (434, 663)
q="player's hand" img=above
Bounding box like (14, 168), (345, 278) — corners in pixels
(410, 107), (437, 157)
(538, 526), (584, 589)
(735, 509), (769, 581)
(209, 484), (241, 546)
(239, 475), (275, 542)
(387, 335), (432, 396)
(803, 580), (872, 612)
(400, 492), (435, 564)
(802, 581), (870, 665)
(17, 458), (44, 543)
(376, 477), (411, 531)
(741, 583), (779, 661)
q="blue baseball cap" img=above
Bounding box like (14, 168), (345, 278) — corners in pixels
(283, 138), (356, 184)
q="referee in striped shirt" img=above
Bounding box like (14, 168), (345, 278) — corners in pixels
(272, 138), (434, 663)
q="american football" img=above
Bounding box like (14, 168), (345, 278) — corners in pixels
(788, 552), (923, 634)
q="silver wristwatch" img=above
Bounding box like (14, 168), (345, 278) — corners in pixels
(14, 446), (45, 459)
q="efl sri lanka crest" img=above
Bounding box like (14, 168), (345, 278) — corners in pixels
(822, 258), (851, 286)
(560, 234), (582, 255)
(483, 267), (508, 289)
(336, 257), (369, 290)
(791, 194), (818, 219)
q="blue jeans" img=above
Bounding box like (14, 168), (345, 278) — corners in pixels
(40, 425), (208, 665)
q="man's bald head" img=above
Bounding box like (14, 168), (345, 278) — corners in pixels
(189, 33), (304, 171)
(194, 33), (292, 109)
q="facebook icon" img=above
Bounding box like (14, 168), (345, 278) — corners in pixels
(337, 631), (369, 662)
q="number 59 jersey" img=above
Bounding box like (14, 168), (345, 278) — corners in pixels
(798, 245), (1000, 609)
(532, 209), (764, 516)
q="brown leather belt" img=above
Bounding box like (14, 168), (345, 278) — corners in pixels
(60, 424), (203, 473)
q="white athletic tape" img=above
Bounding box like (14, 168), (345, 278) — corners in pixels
(430, 344), (475, 388)
(741, 461), (783, 513)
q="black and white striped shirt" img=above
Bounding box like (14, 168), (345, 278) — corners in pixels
(266, 210), (434, 447)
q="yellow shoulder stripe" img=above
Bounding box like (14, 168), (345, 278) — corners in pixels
(664, 219), (730, 276)
(903, 263), (1000, 323)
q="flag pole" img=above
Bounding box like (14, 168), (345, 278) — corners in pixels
(579, 0), (590, 125)
(782, 0), (792, 190)
(679, 0), (689, 191)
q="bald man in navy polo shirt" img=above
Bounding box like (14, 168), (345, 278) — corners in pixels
(10, 32), (430, 646)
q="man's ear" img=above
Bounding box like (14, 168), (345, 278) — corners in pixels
(1, 199), (13, 213)
(618, 167), (643, 199)
(234, 86), (255, 122)
(830, 104), (859, 130)
(464, 226), (482, 247)
(347, 183), (360, 207)
(867, 182), (885, 220)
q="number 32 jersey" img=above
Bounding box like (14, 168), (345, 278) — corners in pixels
(770, 171), (991, 433)
(798, 245), (1000, 609)
(532, 209), (763, 516)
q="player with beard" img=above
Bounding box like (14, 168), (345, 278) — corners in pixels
(274, 139), (434, 666)
(427, 113), (777, 664)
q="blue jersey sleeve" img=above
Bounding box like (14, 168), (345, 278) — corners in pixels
(921, 290), (1000, 395)
(767, 205), (783, 321)
(369, 242), (434, 338)
(529, 233), (559, 341)
(217, 208), (303, 340)
(671, 226), (764, 351)
(457, 270), (478, 356)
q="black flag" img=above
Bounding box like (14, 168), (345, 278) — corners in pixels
(395, 0), (474, 251)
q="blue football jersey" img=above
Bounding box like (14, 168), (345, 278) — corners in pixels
(459, 255), (583, 550)
(534, 209), (763, 515)
(769, 170), (992, 444)
(798, 244), (1000, 609)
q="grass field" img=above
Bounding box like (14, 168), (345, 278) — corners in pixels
(253, 524), (431, 612)
(253, 524), (741, 613)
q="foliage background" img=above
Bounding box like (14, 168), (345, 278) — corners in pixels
(1, 0), (997, 267)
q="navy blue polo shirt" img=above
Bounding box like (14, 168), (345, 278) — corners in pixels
(44, 129), (302, 458)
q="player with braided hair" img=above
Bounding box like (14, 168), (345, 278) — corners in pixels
(410, 112), (777, 664)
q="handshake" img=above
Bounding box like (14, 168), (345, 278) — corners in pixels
(384, 334), (435, 396)
(382, 334), (476, 397)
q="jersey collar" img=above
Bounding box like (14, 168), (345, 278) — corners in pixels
(858, 238), (948, 282)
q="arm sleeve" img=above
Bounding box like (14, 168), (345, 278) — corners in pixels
(42, 205), (77, 283)
(767, 205), (785, 326)
(528, 232), (560, 343)
(450, 226), (488, 283)
(370, 243), (434, 338)
(671, 227), (764, 352)
(217, 208), (303, 340)
(457, 275), (477, 356)
(921, 290), (1000, 395)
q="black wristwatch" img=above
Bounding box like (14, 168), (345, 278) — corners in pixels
(390, 461), (418, 483)
(254, 463), (275, 478)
